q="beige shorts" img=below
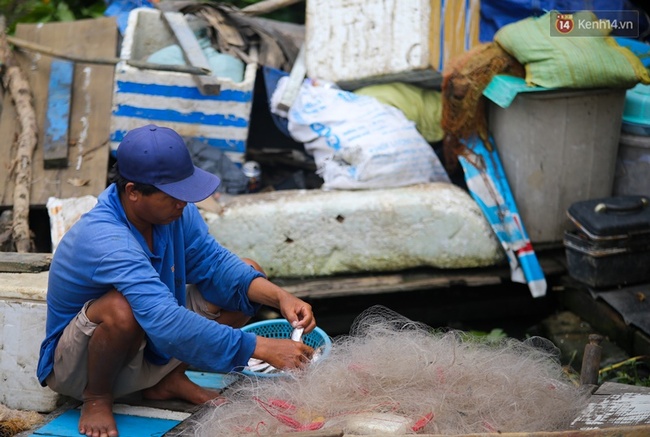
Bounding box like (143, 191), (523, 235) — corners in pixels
(46, 285), (218, 400)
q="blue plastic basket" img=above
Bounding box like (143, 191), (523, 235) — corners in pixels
(239, 319), (332, 377)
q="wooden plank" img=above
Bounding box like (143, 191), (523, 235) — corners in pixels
(0, 17), (116, 207)
(276, 43), (305, 112)
(592, 285), (650, 335)
(7, 35), (212, 75)
(277, 252), (567, 300)
(557, 283), (650, 356)
(596, 382), (650, 396)
(281, 271), (503, 299)
(241, 0), (305, 16)
(161, 12), (221, 95)
(0, 252), (51, 273)
(43, 59), (73, 168)
(417, 426), (650, 436)
(571, 382), (650, 429)
(633, 330), (650, 358)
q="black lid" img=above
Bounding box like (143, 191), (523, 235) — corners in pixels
(566, 195), (650, 238)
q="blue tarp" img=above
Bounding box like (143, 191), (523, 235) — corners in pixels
(104, 0), (154, 35)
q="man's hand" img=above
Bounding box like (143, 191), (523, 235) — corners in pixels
(252, 336), (314, 370)
(247, 277), (317, 333)
(278, 292), (316, 333)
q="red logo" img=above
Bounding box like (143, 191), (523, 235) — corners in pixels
(555, 13), (574, 34)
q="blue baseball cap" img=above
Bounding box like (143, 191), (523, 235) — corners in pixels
(116, 124), (221, 203)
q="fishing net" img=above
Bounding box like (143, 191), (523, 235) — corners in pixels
(189, 305), (590, 436)
(440, 42), (524, 172)
(0, 404), (43, 437)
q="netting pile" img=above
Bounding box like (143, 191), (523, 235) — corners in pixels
(440, 42), (524, 171)
(191, 306), (590, 436)
(0, 404), (43, 437)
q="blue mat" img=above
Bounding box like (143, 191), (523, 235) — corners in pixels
(186, 370), (238, 390)
(31, 409), (180, 437)
(30, 371), (236, 436)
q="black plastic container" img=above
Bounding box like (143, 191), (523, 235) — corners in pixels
(563, 195), (650, 288)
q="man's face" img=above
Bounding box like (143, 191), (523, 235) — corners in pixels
(132, 189), (187, 225)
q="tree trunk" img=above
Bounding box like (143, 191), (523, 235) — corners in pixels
(0, 17), (38, 252)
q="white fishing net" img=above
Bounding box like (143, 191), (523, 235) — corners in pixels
(190, 305), (590, 435)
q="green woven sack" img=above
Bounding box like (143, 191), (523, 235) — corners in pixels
(495, 10), (650, 89)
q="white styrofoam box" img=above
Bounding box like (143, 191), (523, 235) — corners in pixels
(110, 8), (257, 164)
(0, 272), (62, 412)
(203, 183), (503, 278)
(305, 0), (480, 89)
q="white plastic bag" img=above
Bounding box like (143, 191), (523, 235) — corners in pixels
(275, 78), (449, 190)
(47, 195), (97, 253)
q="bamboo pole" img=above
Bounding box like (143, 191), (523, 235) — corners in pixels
(241, 0), (304, 16)
(6, 35), (211, 75)
(0, 18), (37, 252)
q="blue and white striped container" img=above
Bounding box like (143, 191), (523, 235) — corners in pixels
(109, 8), (256, 164)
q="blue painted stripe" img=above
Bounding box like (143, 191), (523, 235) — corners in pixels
(115, 80), (252, 102)
(465, 0), (472, 51)
(439, 0), (446, 70)
(46, 60), (74, 142)
(111, 129), (246, 153)
(112, 105), (250, 128)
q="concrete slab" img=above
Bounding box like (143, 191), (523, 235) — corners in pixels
(0, 272), (60, 412)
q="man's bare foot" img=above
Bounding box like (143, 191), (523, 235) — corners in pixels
(142, 366), (224, 405)
(79, 394), (117, 437)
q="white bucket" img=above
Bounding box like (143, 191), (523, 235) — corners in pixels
(489, 88), (626, 244)
(614, 132), (650, 196)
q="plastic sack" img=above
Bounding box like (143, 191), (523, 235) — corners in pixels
(47, 196), (97, 253)
(495, 10), (650, 89)
(354, 82), (445, 143)
(277, 78), (450, 190)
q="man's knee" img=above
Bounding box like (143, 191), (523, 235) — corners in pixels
(86, 289), (140, 333)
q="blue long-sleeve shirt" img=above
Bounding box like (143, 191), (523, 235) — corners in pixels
(37, 184), (264, 386)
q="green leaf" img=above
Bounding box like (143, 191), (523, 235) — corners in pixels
(81, 2), (108, 18)
(15, 3), (57, 24)
(485, 328), (508, 342)
(55, 2), (76, 22)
